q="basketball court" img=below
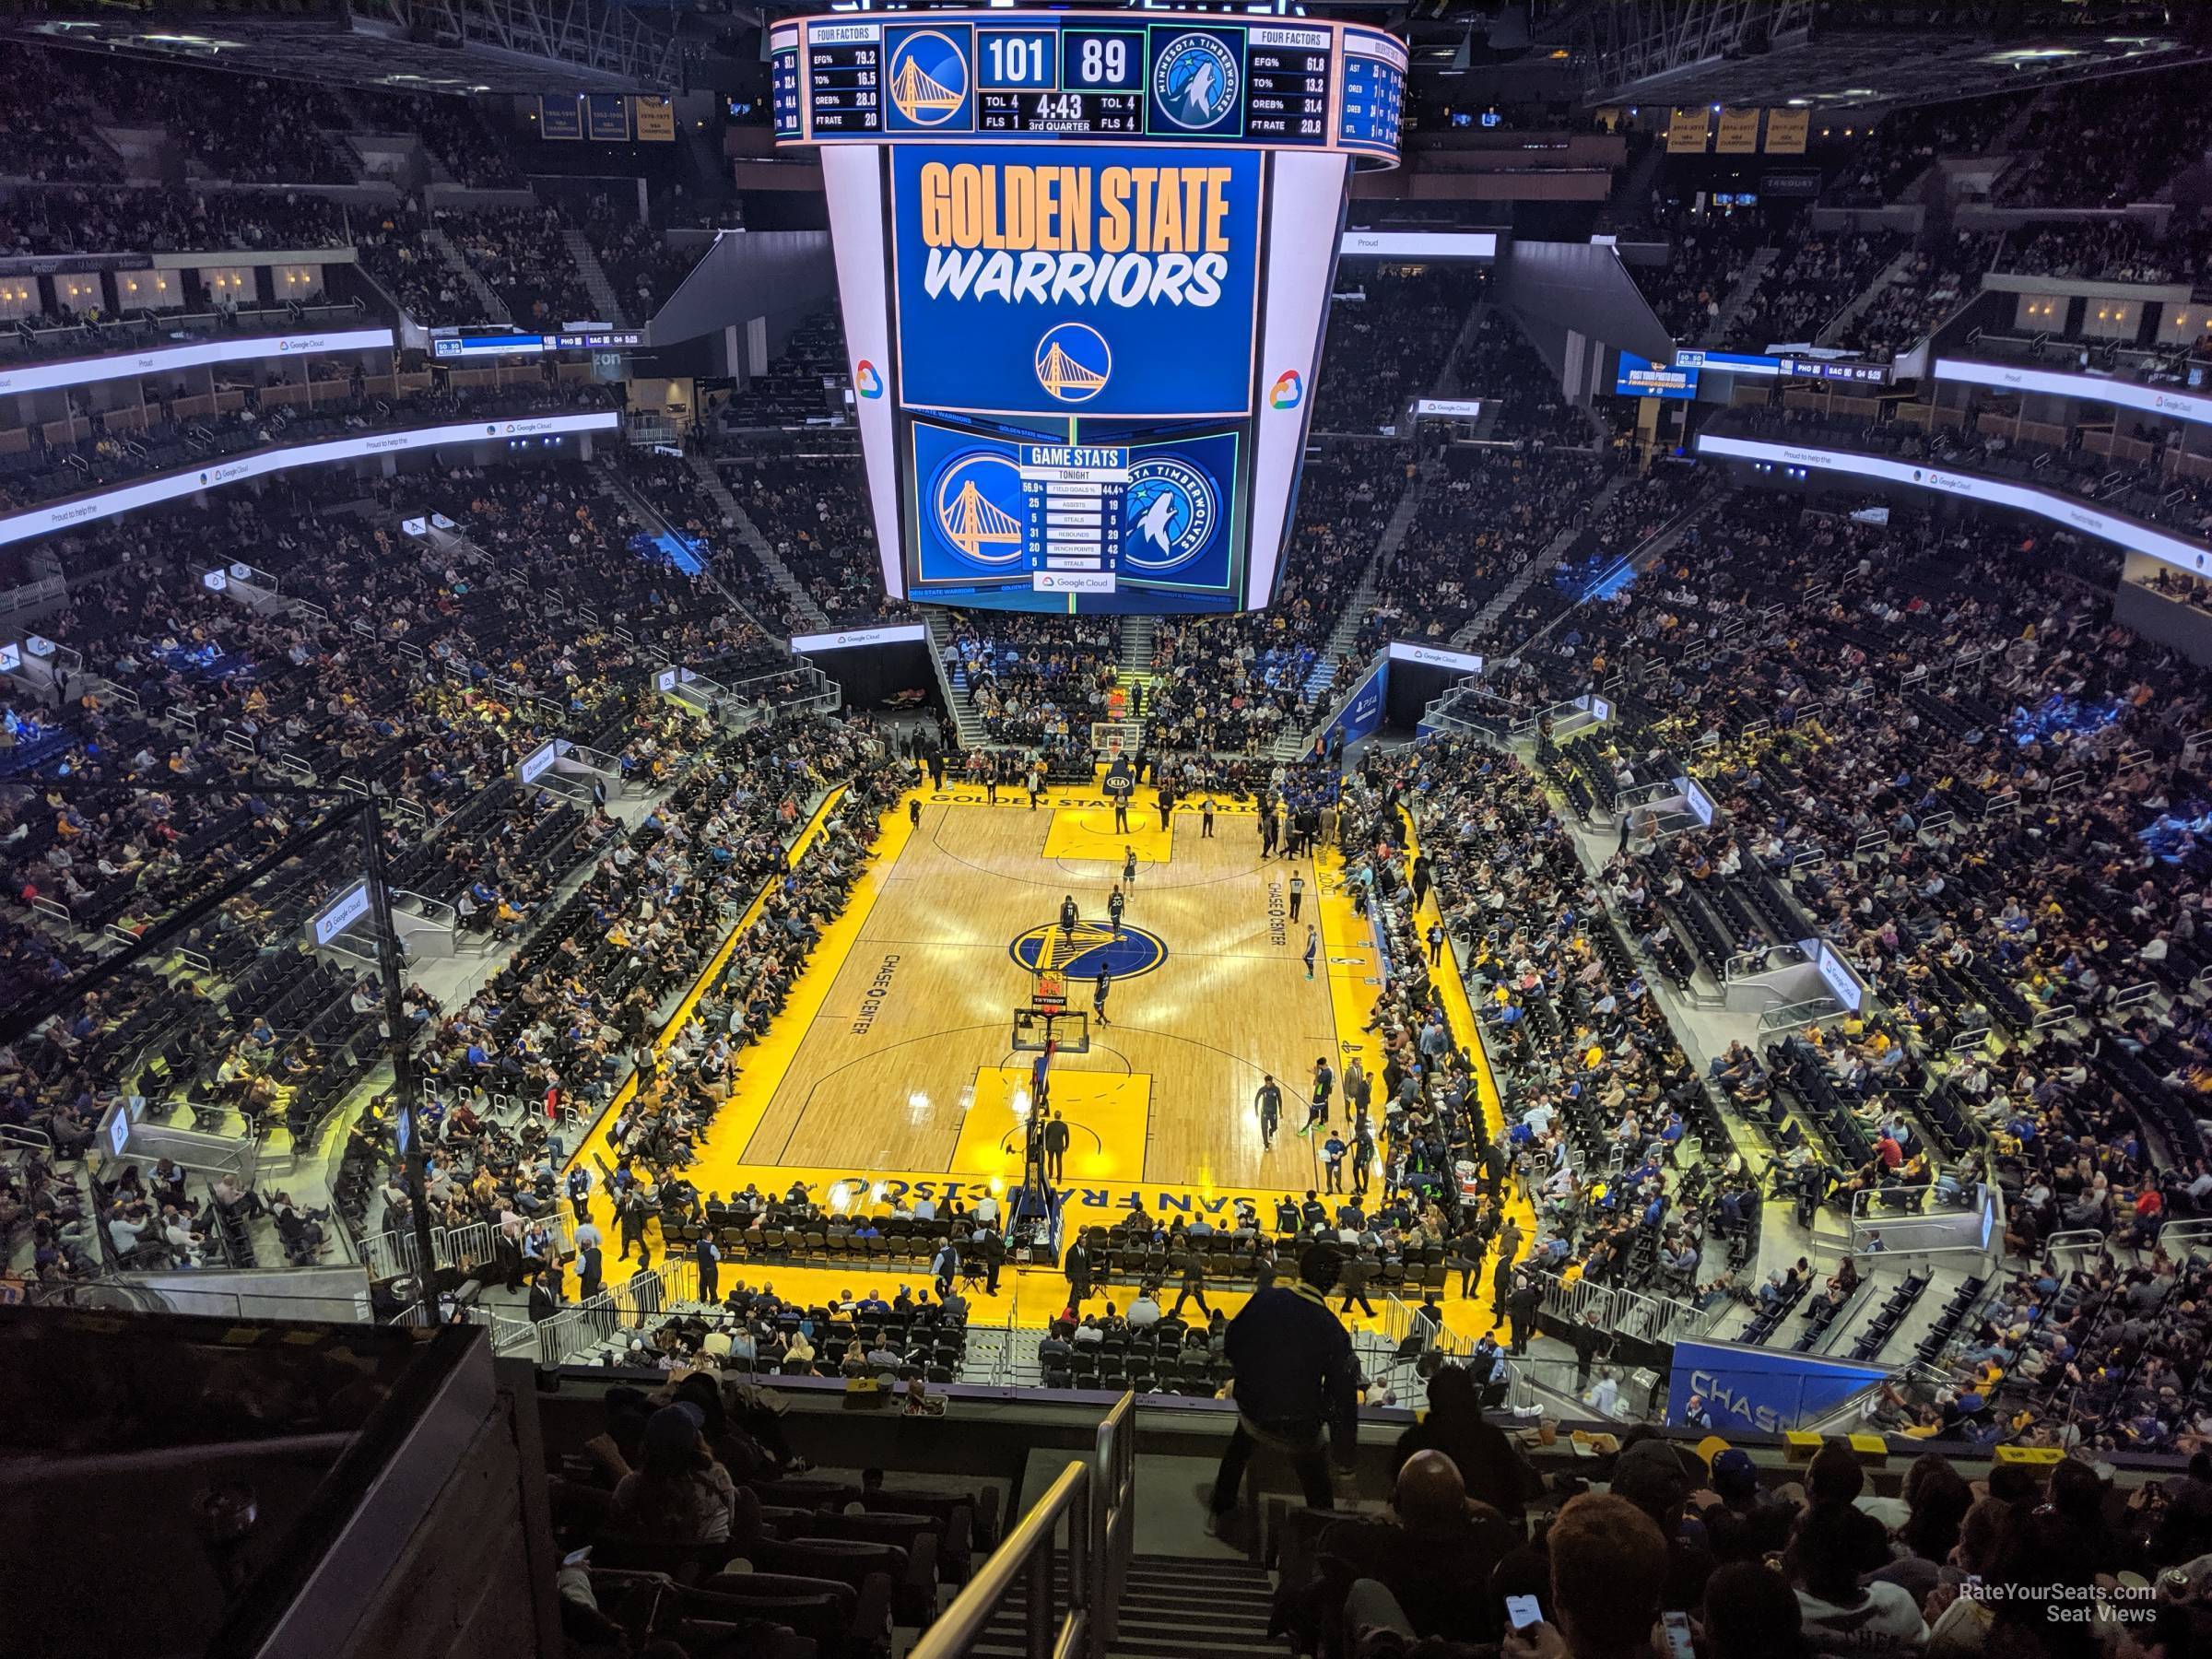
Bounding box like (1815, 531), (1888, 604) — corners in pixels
(565, 768), (1530, 1329)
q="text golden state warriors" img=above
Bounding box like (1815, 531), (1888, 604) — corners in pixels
(915, 161), (1236, 307)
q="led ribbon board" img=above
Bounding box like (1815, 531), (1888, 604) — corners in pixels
(777, 11), (1405, 615)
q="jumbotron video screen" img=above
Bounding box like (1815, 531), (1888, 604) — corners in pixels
(774, 11), (1406, 613)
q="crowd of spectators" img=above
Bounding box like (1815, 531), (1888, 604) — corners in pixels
(1823, 90), (2030, 207)
(565, 194), (707, 324)
(1724, 223), (1907, 352)
(1998, 67), (2212, 208)
(1311, 265), (1488, 433)
(1996, 218), (2212, 290)
(1637, 201), (1770, 343)
(1146, 450), (1409, 752)
(944, 615), (1121, 756)
(1455, 311), (1595, 447)
(0, 45), (119, 183)
(1380, 447), (1609, 643)
(79, 56), (356, 185)
(1286, 1425), (2212, 1659)
(0, 185), (347, 259)
(351, 88), (526, 188)
(1851, 231), (2001, 363)
(0, 424), (920, 1288)
(714, 444), (896, 629)
(1518, 483), (2212, 1376)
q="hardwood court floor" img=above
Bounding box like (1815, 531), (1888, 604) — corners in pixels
(561, 774), (1536, 1335)
(712, 784), (1360, 1203)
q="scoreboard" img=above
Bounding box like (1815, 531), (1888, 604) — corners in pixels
(775, 11), (1405, 615)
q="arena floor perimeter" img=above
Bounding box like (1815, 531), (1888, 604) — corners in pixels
(565, 770), (1532, 1334)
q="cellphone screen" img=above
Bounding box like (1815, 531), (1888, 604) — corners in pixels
(1506, 1594), (1543, 1630)
(1661, 1610), (1695, 1659)
(562, 1547), (593, 1567)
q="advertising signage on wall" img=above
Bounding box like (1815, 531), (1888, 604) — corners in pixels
(0, 328), (394, 398)
(1694, 433), (2212, 578)
(0, 411), (618, 547)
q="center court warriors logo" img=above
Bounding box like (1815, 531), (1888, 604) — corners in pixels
(1034, 322), (1112, 403)
(1152, 32), (1240, 130)
(1124, 458), (1217, 571)
(934, 451), (1026, 563)
(1011, 921), (1169, 982)
(889, 29), (969, 126)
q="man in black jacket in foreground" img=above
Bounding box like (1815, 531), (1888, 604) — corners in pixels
(1206, 1244), (1361, 1534)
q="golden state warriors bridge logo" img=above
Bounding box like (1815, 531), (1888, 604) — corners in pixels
(1034, 322), (1112, 404)
(1012, 920), (1170, 982)
(889, 29), (969, 127)
(933, 450), (1026, 564)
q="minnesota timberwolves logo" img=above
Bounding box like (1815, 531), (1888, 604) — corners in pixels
(1124, 458), (1216, 572)
(1152, 32), (1239, 131)
(888, 29), (969, 127)
(1011, 921), (1170, 982)
(1034, 322), (1111, 404)
(933, 451), (1026, 565)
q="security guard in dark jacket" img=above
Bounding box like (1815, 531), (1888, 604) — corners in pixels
(1206, 1245), (1360, 1532)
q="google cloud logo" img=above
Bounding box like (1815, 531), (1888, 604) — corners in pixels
(855, 361), (883, 399)
(1269, 370), (1303, 410)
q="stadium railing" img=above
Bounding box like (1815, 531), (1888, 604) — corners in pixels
(908, 1390), (1134, 1659)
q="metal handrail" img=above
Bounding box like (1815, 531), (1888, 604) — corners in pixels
(910, 1460), (1095, 1659)
(1091, 1393), (1135, 1653)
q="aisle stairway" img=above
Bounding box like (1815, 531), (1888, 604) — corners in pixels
(1816, 245), (1919, 349)
(423, 223), (510, 324)
(968, 1552), (1279, 1659)
(1452, 474), (1630, 649)
(561, 226), (631, 328)
(1700, 245), (1779, 348)
(925, 610), (987, 747)
(685, 454), (830, 629)
(1120, 615), (1156, 681)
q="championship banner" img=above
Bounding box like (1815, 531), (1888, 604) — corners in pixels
(539, 97), (583, 141)
(1764, 108), (1810, 154)
(633, 96), (676, 142)
(1715, 108), (1761, 153)
(781, 10), (1405, 617)
(586, 94), (630, 142)
(1667, 107), (1711, 153)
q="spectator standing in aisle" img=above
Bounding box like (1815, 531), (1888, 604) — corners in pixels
(1206, 1244), (1359, 1534)
(1338, 1248), (1378, 1319)
(1171, 1246), (1211, 1317)
(1065, 1235), (1093, 1308)
(696, 1231), (720, 1305)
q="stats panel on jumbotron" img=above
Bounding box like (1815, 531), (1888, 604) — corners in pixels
(775, 11), (1406, 614)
